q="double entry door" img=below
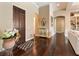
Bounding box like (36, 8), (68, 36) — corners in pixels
(13, 6), (25, 44)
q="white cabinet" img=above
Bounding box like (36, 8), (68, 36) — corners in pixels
(70, 12), (79, 31)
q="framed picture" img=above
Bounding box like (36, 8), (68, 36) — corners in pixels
(41, 17), (46, 27)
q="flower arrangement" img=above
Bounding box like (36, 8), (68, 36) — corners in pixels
(0, 29), (20, 49)
(0, 29), (19, 40)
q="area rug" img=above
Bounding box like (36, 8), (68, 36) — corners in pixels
(17, 40), (34, 51)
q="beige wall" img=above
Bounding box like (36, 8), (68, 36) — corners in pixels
(39, 5), (49, 37)
(39, 4), (55, 37)
(0, 3), (13, 48)
(39, 5), (49, 18)
(39, 5), (49, 28)
(0, 2), (38, 48)
(0, 3), (13, 32)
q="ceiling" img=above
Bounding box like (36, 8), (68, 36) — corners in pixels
(55, 2), (68, 10)
(35, 2), (50, 7)
(70, 2), (79, 11)
(35, 2), (69, 11)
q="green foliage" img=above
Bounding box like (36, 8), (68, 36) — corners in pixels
(0, 31), (16, 40)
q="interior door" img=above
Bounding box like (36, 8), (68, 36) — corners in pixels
(56, 16), (65, 33)
(13, 6), (25, 44)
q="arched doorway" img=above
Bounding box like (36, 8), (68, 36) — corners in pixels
(55, 16), (65, 34)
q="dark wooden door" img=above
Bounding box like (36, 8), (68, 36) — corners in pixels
(13, 6), (25, 44)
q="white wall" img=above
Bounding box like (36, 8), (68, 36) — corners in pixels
(0, 2), (38, 48)
(65, 10), (71, 37)
(65, 3), (73, 37)
(49, 3), (55, 37)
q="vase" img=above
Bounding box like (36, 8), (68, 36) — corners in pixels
(3, 38), (15, 49)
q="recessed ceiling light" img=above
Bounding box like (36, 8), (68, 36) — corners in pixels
(57, 3), (60, 7)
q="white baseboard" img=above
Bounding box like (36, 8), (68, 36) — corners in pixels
(25, 33), (56, 41)
(48, 33), (56, 38)
(65, 33), (68, 38)
(26, 37), (34, 42)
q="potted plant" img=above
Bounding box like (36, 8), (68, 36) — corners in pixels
(0, 29), (20, 49)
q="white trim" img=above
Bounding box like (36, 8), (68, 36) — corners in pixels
(65, 33), (68, 38)
(56, 32), (65, 33)
(26, 37), (34, 42)
(32, 2), (39, 9)
(35, 33), (56, 38)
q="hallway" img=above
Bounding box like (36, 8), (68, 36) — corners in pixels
(0, 2), (79, 56)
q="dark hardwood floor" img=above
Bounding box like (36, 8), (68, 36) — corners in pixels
(0, 33), (77, 56)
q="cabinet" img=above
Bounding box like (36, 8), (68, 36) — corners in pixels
(70, 12), (79, 30)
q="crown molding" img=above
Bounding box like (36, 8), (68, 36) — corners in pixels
(32, 2), (39, 9)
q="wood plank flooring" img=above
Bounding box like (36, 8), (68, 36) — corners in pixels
(0, 33), (77, 56)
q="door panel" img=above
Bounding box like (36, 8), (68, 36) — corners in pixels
(13, 6), (25, 44)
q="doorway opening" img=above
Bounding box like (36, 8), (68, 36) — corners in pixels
(55, 16), (65, 34)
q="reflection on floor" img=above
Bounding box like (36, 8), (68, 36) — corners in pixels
(0, 33), (77, 56)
